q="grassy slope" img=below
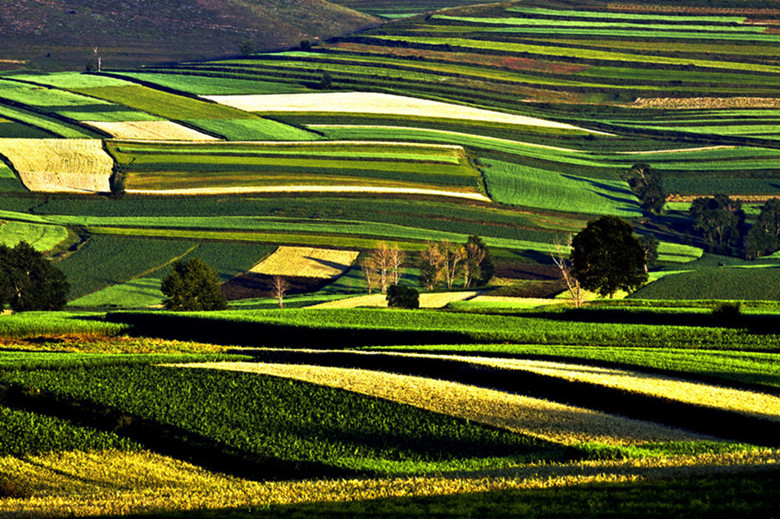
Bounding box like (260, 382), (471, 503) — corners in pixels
(0, 0), (377, 70)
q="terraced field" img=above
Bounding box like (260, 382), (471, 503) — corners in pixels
(0, 0), (776, 308)
(1, 303), (778, 515)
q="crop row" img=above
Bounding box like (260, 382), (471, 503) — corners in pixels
(0, 364), (561, 474)
(373, 343), (780, 392)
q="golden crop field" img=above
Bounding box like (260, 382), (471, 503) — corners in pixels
(631, 97), (780, 109)
(249, 246), (360, 278)
(83, 121), (219, 141)
(0, 138), (113, 193)
(309, 291), (482, 308)
(412, 355), (780, 422)
(203, 92), (592, 131)
(2, 448), (776, 517)
(173, 361), (710, 445)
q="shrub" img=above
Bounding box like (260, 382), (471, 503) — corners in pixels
(387, 284), (419, 309)
(712, 302), (741, 323)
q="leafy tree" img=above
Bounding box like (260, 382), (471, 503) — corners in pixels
(161, 257), (227, 311)
(463, 235), (494, 288)
(386, 284), (419, 309)
(690, 194), (745, 254)
(0, 241), (69, 311)
(625, 163), (665, 214)
(571, 216), (648, 298)
(745, 199), (780, 259)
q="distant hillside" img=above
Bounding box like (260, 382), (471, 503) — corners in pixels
(0, 0), (379, 71)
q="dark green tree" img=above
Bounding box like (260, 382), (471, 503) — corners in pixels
(464, 235), (494, 287)
(745, 199), (780, 259)
(0, 241), (69, 311)
(571, 216), (648, 298)
(690, 194), (745, 254)
(625, 163), (665, 214)
(161, 257), (228, 311)
(638, 235), (659, 272)
(386, 284), (419, 309)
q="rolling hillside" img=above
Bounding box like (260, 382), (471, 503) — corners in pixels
(0, 0), (378, 70)
(0, 0), (778, 306)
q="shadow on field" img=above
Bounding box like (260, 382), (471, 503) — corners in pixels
(0, 383), (352, 482)
(106, 312), (471, 348)
(233, 349), (780, 448)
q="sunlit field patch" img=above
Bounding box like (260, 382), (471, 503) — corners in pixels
(408, 354), (780, 422)
(83, 121), (219, 141)
(176, 361), (710, 445)
(0, 448), (776, 517)
(309, 291), (482, 308)
(202, 92), (594, 131)
(250, 246), (359, 278)
(0, 139), (112, 193)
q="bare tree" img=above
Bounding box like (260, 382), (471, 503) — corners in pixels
(550, 235), (583, 308)
(93, 47), (102, 72)
(463, 240), (487, 288)
(419, 241), (443, 291)
(440, 240), (466, 290)
(272, 275), (289, 308)
(370, 242), (393, 294)
(359, 256), (378, 295)
(389, 246), (406, 285)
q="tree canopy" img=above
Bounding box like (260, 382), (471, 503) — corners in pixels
(690, 194), (745, 255)
(745, 199), (780, 259)
(0, 241), (69, 311)
(625, 163), (665, 214)
(571, 216), (648, 298)
(161, 257), (227, 311)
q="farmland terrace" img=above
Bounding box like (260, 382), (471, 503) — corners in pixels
(0, 0), (778, 515)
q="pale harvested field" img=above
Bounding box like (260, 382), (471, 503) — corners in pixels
(467, 296), (563, 306)
(174, 361), (708, 445)
(250, 246), (359, 278)
(125, 185), (492, 202)
(309, 291), (481, 309)
(203, 92), (595, 132)
(630, 97), (780, 109)
(1, 449), (776, 517)
(402, 354), (780, 423)
(84, 120), (218, 141)
(617, 145), (737, 155)
(0, 138), (112, 193)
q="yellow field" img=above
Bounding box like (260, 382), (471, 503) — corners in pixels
(203, 92), (594, 131)
(0, 138), (112, 193)
(250, 246), (359, 278)
(83, 120), (219, 141)
(125, 184), (492, 201)
(309, 291), (481, 308)
(415, 355), (780, 422)
(1, 448), (776, 517)
(173, 362), (710, 445)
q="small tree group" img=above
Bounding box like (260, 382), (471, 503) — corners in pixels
(360, 242), (405, 294)
(0, 241), (69, 311)
(745, 199), (780, 259)
(418, 235), (493, 291)
(624, 163), (665, 215)
(690, 194), (746, 255)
